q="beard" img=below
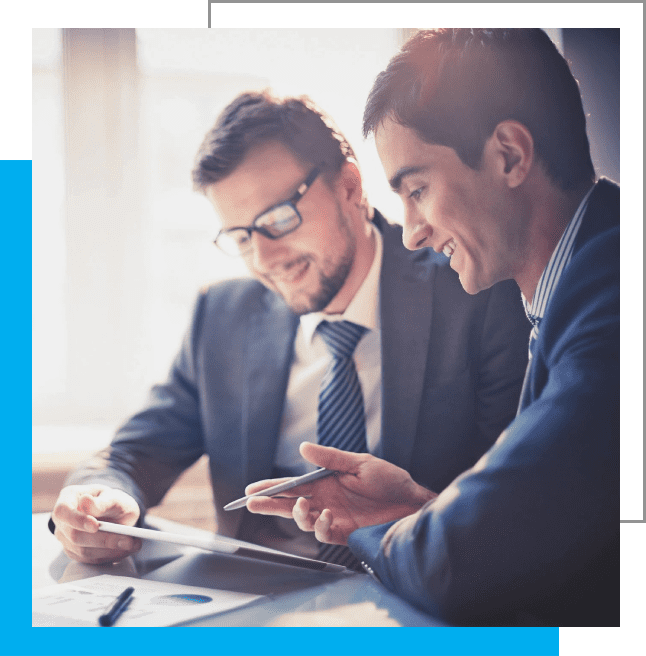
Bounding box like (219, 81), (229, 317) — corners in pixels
(287, 251), (354, 315)
(281, 205), (356, 316)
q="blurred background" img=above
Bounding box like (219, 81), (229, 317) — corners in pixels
(32, 28), (619, 525)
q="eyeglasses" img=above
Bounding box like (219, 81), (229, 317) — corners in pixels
(214, 168), (320, 257)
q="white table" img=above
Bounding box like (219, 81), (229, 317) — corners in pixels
(32, 513), (444, 627)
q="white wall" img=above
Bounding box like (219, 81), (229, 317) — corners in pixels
(32, 28), (403, 451)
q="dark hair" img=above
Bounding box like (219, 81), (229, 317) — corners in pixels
(192, 90), (356, 192)
(363, 29), (595, 191)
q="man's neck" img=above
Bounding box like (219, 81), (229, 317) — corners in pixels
(516, 182), (594, 302)
(323, 224), (377, 315)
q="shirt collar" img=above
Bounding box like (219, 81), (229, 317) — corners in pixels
(522, 184), (595, 326)
(300, 225), (382, 344)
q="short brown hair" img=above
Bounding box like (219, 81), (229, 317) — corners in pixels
(193, 90), (356, 193)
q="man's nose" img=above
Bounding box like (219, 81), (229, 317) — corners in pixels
(402, 207), (433, 251)
(250, 232), (284, 271)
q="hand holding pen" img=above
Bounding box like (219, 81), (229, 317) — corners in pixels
(242, 442), (437, 546)
(224, 467), (337, 511)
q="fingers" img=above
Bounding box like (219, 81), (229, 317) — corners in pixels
(54, 485), (139, 527)
(313, 509), (350, 546)
(299, 442), (366, 474)
(294, 502), (346, 545)
(55, 522), (142, 564)
(292, 497), (318, 532)
(246, 496), (298, 519)
(249, 496), (322, 534)
(52, 485), (141, 564)
(244, 477), (293, 496)
(53, 501), (96, 534)
(53, 486), (92, 528)
(78, 491), (105, 520)
(78, 487), (139, 524)
(313, 508), (334, 543)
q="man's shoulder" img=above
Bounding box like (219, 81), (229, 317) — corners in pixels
(196, 277), (289, 318)
(566, 219), (619, 293)
(202, 276), (265, 297)
(593, 177), (620, 204)
(543, 179), (619, 334)
(573, 178), (619, 254)
(541, 223), (619, 352)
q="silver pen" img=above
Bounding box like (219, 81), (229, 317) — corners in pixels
(224, 468), (336, 511)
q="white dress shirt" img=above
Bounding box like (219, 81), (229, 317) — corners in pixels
(273, 226), (383, 476)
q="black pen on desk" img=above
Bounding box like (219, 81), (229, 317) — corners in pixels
(224, 467), (337, 511)
(98, 586), (134, 627)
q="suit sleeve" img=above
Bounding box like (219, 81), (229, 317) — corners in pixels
(348, 230), (619, 624)
(63, 290), (208, 520)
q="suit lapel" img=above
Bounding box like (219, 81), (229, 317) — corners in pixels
(238, 213), (444, 480)
(377, 216), (437, 471)
(517, 179), (619, 414)
(242, 292), (299, 485)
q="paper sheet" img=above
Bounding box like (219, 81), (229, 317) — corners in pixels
(32, 574), (264, 627)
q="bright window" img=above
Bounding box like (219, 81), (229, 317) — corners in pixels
(32, 28), (403, 453)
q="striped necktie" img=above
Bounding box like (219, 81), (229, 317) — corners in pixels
(517, 315), (540, 415)
(315, 320), (368, 571)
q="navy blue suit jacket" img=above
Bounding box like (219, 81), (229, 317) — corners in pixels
(349, 180), (620, 626)
(65, 212), (530, 547)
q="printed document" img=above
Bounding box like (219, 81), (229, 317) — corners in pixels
(32, 574), (263, 627)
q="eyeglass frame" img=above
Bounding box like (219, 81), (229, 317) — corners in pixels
(213, 167), (321, 257)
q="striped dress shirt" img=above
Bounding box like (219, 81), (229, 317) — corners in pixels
(522, 185), (595, 358)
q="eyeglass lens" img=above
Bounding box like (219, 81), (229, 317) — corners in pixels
(217, 203), (301, 255)
(215, 168), (319, 256)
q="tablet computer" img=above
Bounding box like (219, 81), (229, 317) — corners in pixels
(98, 521), (349, 574)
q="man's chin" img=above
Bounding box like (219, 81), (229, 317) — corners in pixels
(456, 269), (482, 296)
(271, 268), (349, 315)
(282, 288), (338, 316)
(287, 296), (326, 316)
(458, 270), (497, 296)
(256, 278), (308, 313)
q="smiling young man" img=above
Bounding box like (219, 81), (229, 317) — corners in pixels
(49, 90), (529, 569)
(203, 140), (375, 317)
(247, 31), (620, 626)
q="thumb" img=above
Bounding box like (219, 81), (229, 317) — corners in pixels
(78, 493), (98, 516)
(78, 490), (112, 518)
(299, 442), (364, 473)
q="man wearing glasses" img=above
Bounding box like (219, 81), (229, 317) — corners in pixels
(50, 91), (529, 568)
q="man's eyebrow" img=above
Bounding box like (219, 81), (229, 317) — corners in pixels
(389, 166), (427, 193)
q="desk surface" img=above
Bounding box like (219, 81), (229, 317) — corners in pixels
(33, 513), (443, 627)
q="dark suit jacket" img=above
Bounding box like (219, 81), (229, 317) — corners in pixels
(349, 181), (620, 627)
(66, 212), (530, 545)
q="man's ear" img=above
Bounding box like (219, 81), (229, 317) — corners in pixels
(335, 160), (363, 206)
(487, 120), (534, 188)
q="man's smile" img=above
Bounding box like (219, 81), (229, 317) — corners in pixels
(442, 238), (457, 258)
(267, 257), (311, 285)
